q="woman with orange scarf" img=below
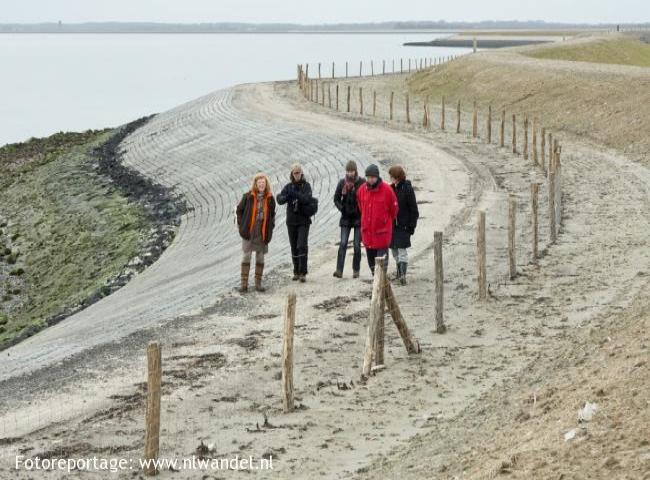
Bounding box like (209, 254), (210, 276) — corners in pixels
(236, 173), (276, 292)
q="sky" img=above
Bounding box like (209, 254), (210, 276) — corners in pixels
(1, 0), (648, 24)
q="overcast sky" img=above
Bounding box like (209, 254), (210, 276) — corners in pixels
(2, 0), (647, 24)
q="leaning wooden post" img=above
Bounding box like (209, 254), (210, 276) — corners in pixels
(362, 259), (385, 379)
(144, 342), (162, 476)
(441, 96), (446, 130)
(373, 90), (377, 117)
(389, 91), (394, 120)
(477, 211), (487, 301)
(359, 87), (364, 115)
(487, 105), (492, 143)
(282, 293), (296, 413)
(456, 100), (461, 133)
(472, 100), (478, 138)
(373, 258), (386, 367)
(500, 109), (505, 147)
(512, 114), (517, 154)
(346, 85), (351, 113)
(549, 170), (557, 244)
(384, 281), (421, 353)
(532, 119), (538, 165)
(508, 195), (517, 280)
(434, 231), (446, 333)
(406, 94), (411, 123)
(531, 183), (539, 263)
(523, 116), (529, 160)
(540, 127), (546, 171)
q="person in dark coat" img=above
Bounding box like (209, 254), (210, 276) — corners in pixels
(333, 160), (365, 279)
(388, 165), (419, 285)
(276, 163), (313, 283)
(236, 173), (276, 293)
(356, 164), (398, 276)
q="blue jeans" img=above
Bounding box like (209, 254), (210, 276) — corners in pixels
(336, 226), (361, 273)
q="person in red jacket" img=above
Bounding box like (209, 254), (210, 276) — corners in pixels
(356, 164), (398, 275)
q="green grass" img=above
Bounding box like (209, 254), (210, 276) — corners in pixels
(0, 131), (149, 346)
(526, 37), (650, 67)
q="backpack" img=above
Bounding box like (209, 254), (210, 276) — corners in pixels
(301, 196), (319, 217)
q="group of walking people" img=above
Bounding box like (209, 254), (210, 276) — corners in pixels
(236, 161), (418, 292)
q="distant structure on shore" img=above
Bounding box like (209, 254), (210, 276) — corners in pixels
(1, 20), (649, 34)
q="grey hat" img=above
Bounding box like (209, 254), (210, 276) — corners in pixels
(365, 164), (380, 178)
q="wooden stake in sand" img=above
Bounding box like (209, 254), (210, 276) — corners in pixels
(359, 60), (363, 77)
(508, 195), (517, 280)
(359, 87), (364, 115)
(423, 102), (430, 128)
(433, 231), (446, 333)
(390, 91), (394, 120)
(384, 281), (421, 353)
(500, 109), (505, 147)
(456, 100), (461, 133)
(406, 94), (411, 124)
(487, 105), (492, 143)
(477, 210), (487, 301)
(540, 127), (546, 171)
(400, 58), (403, 73)
(472, 100), (478, 138)
(547, 132), (553, 174)
(441, 96), (446, 130)
(532, 119), (538, 165)
(373, 259), (386, 366)
(332, 61), (335, 79)
(346, 85), (351, 113)
(371, 60), (374, 76)
(383, 59), (386, 75)
(373, 91), (377, 117)
(281, 293), (297, 414)
(318, 63), (321, 79)
(321, 83), (325, 106)
(345, 61), (349, 78)
(328, 83), (332, 109)
(531, 183), (539, 263)
(523, 116), (529, 160)
(549, 170), (557, 244)
(362, 259), (385, 379)
(144, 342), (162, 476)
(512, 114), (517, 154)
(336, 84), (339, 111)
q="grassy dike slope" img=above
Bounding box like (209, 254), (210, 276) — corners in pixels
(408, 34), (650, 166)
(0, 131), (148, 347)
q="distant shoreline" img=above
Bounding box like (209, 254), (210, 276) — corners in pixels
(0, 30), (460, 35)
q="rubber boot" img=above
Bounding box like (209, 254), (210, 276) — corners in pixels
(398, 262), (408, 285)
(239, 262), (250, 293)
(255, 263), (266, 292)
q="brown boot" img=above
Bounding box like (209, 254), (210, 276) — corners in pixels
(255, 263), (266, 292)
(239, 262), (250, 293)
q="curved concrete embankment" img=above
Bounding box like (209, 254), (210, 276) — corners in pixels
(0, 86), (377, 383)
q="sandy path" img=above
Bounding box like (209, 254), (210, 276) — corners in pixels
(1, 69), (647, 479)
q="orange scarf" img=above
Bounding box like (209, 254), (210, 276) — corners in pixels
(248, 191), (271, 242)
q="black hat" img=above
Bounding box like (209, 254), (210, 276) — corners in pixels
(365, 164), (380, 178)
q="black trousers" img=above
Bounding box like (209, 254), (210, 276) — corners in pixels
(366, 248), (389, 275)
(287, 224), (310, 275)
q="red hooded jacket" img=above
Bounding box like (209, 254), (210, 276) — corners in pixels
(357, 179), (399, 250)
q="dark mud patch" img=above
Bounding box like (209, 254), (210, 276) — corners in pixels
(336, 311), (368, 323)
(313, 296), (353, 312)
(166, 352), (227, 382)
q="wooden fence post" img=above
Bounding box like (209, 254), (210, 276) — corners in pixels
(384, 282), (421, 353)
(373, 258), (386, 366)
(332, 61), (335, 79)
(547, 132), (553, 174)
(371, 60), (374, 76)
(523, 116), (529, 160)
(423, 102), (430, 128)
(345, 61), (348, 78)
(318, 63), (321, 79)
(472, 100), (478, 138)
(400, 58), (403, 73)
(434, 231), (446, 333)
(512, 114), (517, 154)
(549, 170), (557, 244)
(531, 183), (539, 263)
(383, 59), (386, 75)
(359, 87), (364, 115)
(487, 105), (492, 143)
(362, 259), (385, 379)
(477, 211), (487, 301)
(500, 109), (505, 147)
(282, 293), (296, 413)
(456, 100), (461, 133)
(144, 342), (162, 476)
(347, 85), (351, 113)
(441, 96), (446, 130)
(508, 195), (517, 280)
(532, 119), (538, 165)
(406, 94), (411, 123)
(373, 91), (377, 117)
(328, 83), (332, 108)
(321, 83), (325, 106)
(315, 80), (319, 104)
(359, 60), (363, 77)
(389, 91), (394, 120)
(540, 127), (546, 171)
(336, 84), (339, 111)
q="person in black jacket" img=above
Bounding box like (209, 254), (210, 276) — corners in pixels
(236, 173), (276, 293)
(388, 165), (419, 285)
(277, 163), (313, 283)
(333, 160), (365, 279)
